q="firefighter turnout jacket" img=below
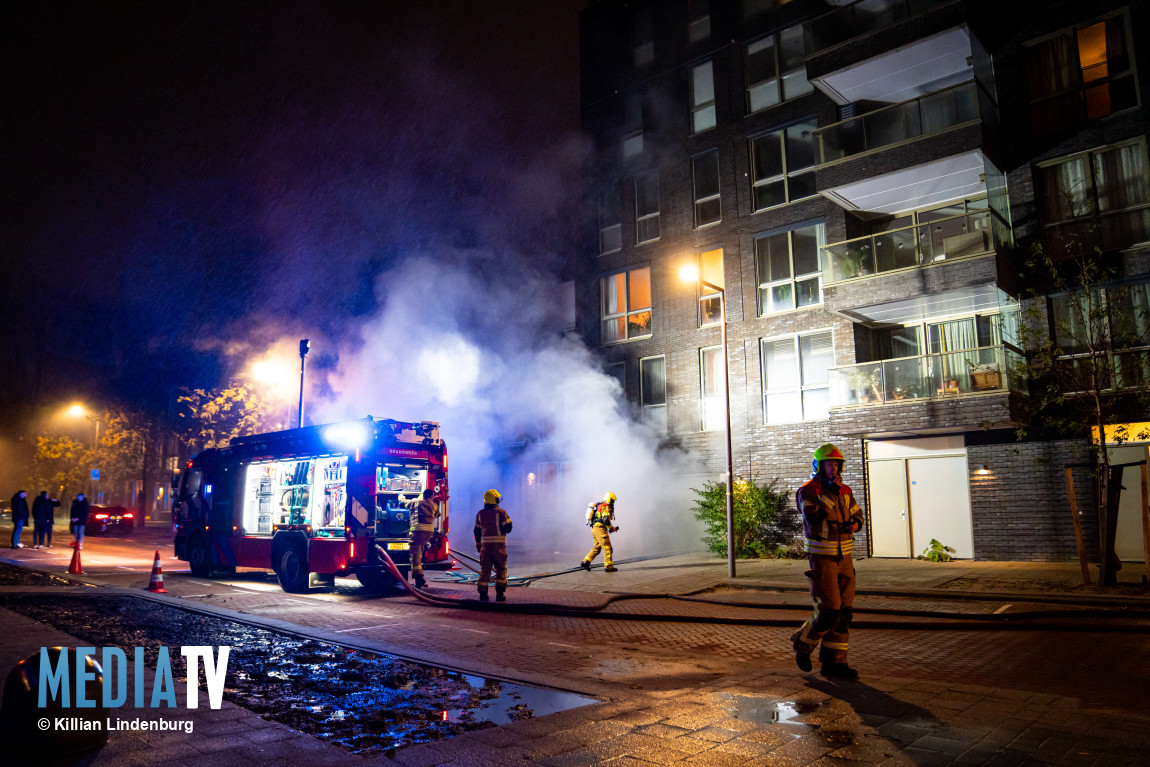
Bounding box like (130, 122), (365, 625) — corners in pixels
(474, 504), (513, 590)
(797, 475), (862, 558)
(406, 497), (439, 535)
(586, 501), (615, 529)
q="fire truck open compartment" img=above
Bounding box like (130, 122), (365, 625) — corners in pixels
(173, 418), (449, 594)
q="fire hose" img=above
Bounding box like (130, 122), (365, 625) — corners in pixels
(373, 545), (1150, 633)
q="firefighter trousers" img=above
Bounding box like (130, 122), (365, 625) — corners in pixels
(584, 524), (613, 567)
(410, 530), (433, 578)
(792, 554), (856, 664)
(478, 543), (507, 588)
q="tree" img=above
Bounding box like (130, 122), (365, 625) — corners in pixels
(28, 435), (88, 498)
(177, 382), (273, 451)
(689, 477), (794, 559)
(1015, 234), (1150, 585)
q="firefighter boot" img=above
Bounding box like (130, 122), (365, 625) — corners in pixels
(495, 584), (506, 602)
(414, 573), (427, 589)
(478, 585), (490, 602)
(580, 560), (591, 571)
(819, 648), (858, 679)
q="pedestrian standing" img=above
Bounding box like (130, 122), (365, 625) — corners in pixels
(31, 491), (60, 548)
(402, 488), (439, 589)
(474, 489), (512, 602)
(70, 493), (91, 549)
(579, 491), (618, 572)
(791, 444), (864, 679)
(9, 490), (29, 548)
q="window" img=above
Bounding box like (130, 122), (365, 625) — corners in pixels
(700, 346), (725, 431)
(688, 0), (710, 42)
(601, 267), (652, 343)
(604, 362), (625, 397)
(691, 61), (716, 133)
(1050, 283), (1150, 391)
(635, 174), (661, 243)
(697, 248), (723, 325)
(633, 7), (654, 68)
(692, 151), (721, 227)
(750, 119), (816, 211)
(640, 356), (667, 431)
(746, 25), (812, 113)
(1024, 13), (1137, 135)
(762, 331), (832, 423)
(623, 92), (644, 158)
(755, 221), (824, 314)
(1039, 139), (1150, 255)
(599, 184), (622, 254)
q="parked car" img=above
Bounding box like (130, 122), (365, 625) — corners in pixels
(85, 505), (135, 536)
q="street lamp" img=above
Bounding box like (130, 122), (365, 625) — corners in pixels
(68, 403), (101, 500)
(679, 264), (736, 579)
(298, 339), (310, 429)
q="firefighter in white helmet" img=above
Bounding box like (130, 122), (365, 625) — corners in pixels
(580, 491), (618, 572)
(791, 443), (864, 679)
(401, 488), (439, 589)
(474, 488), (513, 602)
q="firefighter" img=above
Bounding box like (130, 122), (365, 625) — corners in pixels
(580, 491), (618, 573)
(791, 443), (864, 679)
(474, 488), (512, 602)
(402, 488), (439, 589)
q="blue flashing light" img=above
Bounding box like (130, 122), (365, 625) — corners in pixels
(324, 422), (369, 451)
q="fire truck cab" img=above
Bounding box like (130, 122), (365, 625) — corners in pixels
(173, 417), (449, 593)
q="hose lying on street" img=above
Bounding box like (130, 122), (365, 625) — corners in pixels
(375, 546), (1150, 633)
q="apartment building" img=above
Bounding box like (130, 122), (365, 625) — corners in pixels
(577, 0), (1150, 561)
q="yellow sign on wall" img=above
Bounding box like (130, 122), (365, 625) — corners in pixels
(1091, 422), (1150, 445)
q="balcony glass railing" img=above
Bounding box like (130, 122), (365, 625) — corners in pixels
(821, 209), (998, 284)
(804, 0), (951, 53)
(815, 81), (978, 165)
(829, 345), (1022, 407)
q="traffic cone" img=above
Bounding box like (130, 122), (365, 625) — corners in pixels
(146, 551), (167, 593)
(68, 546), (83, 575)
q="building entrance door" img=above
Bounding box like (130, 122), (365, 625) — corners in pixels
(1109, 444), (1149, 563)
(866, 437), (974, 559)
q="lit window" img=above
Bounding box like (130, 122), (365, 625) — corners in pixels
(746, 24), (812, 113)
(697, 248), (723, 326)
(762, 331), (832, 423)
(640, 356), (667, 431)
(601, 267), (652, 344)
(635, 174), (660, 244)
(750, 119), (816, 211)
(599, 185), (622, 255)
(692, 151), (721, 227)
(691, 61), (716, 133)
(700, 346), (725, 431)
(1024, 13), (1137, 135)
(755, 221), (824, 314)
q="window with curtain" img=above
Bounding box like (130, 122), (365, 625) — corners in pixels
(762, 331), (831, 423)
(700, 346), (724, 431)
(1049, 284), (1150, 391)
(1039, 139), (1150, 254)
(745, 25), (812, 114)
(1023, 13), (1137, 135)
(640, 356), (667, 431)
(601, 266), (652, 344)
(693, 151), (721, 227)
(635, 174), (660, 243)
(755, 220), (824, 314)
(691, 61), (716, 133)
(750, 119), (816, 211)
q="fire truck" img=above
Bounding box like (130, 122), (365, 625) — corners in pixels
(173, 417), (449, 593)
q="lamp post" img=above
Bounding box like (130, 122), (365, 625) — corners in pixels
(679, 265), (736, 578)
(298, 339), (310, 429)
(68, 404), (101, 501)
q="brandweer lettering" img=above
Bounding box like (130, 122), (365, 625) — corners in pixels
(39, 646), (231, 710)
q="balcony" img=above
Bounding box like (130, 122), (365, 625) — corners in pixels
(822, 208), (1001, 284)
(804, 0), (952, 55)
(829, 345), (1023, 408)
(815, 81), (978, 166)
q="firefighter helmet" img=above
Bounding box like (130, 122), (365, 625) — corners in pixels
(483, 488), (502, 505)
(812, 443), (845, 473)
(603, 491), (617, 503)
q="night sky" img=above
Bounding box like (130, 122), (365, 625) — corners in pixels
(1, 0), (585, 430)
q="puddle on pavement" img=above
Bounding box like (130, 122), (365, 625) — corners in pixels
(0, 594), (596, 756)
(724, 694), (824, 724)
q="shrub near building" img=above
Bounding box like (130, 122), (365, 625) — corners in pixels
(690, 477), (802, 559)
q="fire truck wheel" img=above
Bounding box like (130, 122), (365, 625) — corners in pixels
(276, 546), (310, 593)
(188, 534), (212, 578)
(355, 566), (396, 593)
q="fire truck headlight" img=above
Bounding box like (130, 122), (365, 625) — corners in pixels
(324, 422), (369, 451)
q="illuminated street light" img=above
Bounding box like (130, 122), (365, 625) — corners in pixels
(680, 263), (736, 579)
(67, 403), (102, 500)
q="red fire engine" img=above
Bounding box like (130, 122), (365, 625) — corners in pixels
(173, 417), (449, 592)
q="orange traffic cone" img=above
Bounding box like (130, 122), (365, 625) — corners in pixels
(146, 551), (166, 593)
(68, 546), (83, 575)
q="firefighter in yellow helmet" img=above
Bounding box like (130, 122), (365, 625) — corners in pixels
(580, 491), (618, 572)
(401, 488), (439, 589)
(791, 444), (864, 679)
(474, 489), (513, 602)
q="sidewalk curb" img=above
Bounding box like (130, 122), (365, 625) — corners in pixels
(727, 580), (1150, 608)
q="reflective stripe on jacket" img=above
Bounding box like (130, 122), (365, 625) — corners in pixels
(407, 498), (438, 533)
(797, 476), (863, 558)
(474, 505), (512, 545)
